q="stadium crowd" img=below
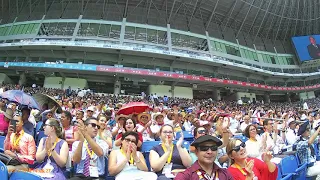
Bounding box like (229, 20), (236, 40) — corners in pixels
(0, 83), (320, 180)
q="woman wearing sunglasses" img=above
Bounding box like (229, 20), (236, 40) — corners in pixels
(108, 131), (157, 180)
(226, 138), (278, 180)
(34, 118), (69, 180)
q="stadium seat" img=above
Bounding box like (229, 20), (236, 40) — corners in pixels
(35, 121), (43, 132)
(36, 131), (47, 146)
(0, 135), (5, 152)
(176, 131), (194, 142)
(183, 141), (191, 152)
(9, 171), (44, 180)
(280, 155), (307, 180)
(104, 156), (115, 180)
(141, 141), (161, 152)
(0, 160), (8, 180)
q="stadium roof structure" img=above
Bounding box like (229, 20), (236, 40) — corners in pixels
(0, 0), (319, 41)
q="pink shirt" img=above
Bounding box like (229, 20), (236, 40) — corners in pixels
(4, 130), (36, 164)
(0, 114), (9, 134)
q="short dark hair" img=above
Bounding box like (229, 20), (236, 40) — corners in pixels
(123, 118), (137, 130)
(263, 119), (271, 126)
(84, 117), (98, 125)
(244, 124), (256, 138)
(121, 131), (139, 145)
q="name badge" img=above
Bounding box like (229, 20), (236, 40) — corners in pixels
(162, 163), (173, 175)
(89, 166), (99, 177)
(90, 159), (97, 167)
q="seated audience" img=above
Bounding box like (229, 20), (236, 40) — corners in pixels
(21, 107), (36, 136)
(4, 116), (36, 172)
(244, 124), (266, 158)
(175, 135), (233, 180)
(61, 111), (79, 151)
(0, 108), (13, 135)
(115, 118), (143, 148)
(136, 112), (153, 141)
(285, 118), (298, 145)
(34, 118), (69, 179)
(108, 131), (157, 180)
(149, 124), (192, 179)
(227, 138), (278, 180)
(296, 121), (320, 177)
(71, 117), (109, 180)
(97, 114), (113, 148)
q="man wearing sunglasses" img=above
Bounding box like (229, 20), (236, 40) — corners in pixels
(71, 117), (109, 180)
(175, 135), (233, 180)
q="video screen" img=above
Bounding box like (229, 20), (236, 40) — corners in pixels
(292, 35), (320, 62)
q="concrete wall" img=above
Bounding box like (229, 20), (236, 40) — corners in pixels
(44, 77), (63, 89)
(63, 78), (88, 90)
(0, 73), (13, 84)
(148, 85), (193, 99)
(299, 91), (316, 100)
(236, 92), (257, 102)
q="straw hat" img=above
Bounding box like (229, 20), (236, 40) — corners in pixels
(115, 114), (128, 122)
(137, 112), (151, 122)
(153, 112), (165, 120)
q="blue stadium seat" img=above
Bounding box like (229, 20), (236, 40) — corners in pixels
(141, 141), (161, 152)
(233, 135), (248, 142)
(10, 171), (44, 180)
(104, 156), (115, 180)
(280, 155), (307, 180)
(0, 160), (8, 180)
(0, 135), (5, 152)
(143, 151), (151, 171)
(35, 121), (43, 132)
(183, 141), (191, 152)
(176, 131), (194, 142)
(36, 131), (47, 146)
(277, 164), (294, 180)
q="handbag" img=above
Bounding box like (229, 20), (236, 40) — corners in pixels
(0, 152), (22, 166)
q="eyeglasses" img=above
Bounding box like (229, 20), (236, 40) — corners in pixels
(124, 138), (136, 144)
(198, 146), (218, 152)
(162, 131), (173, 134)
(88, 123), (100, 129)
(230, 142), (246, 153)
(197, 129), (207, 134)
(249, 128), (256, 132)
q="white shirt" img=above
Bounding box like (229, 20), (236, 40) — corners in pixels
(286, 128), (298, 145)
(229, 117), (239, 133)
(245, 136), (263, 159)
(240, 122), (251, 132)
(303, 102), (309, 110)
(237, 99), (243, 105)
(136, 124), (154, 142)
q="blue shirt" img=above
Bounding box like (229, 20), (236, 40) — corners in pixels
(23, 121), (34, 137)
(71, 137), (109, 176)
(296, 138), (317, 164)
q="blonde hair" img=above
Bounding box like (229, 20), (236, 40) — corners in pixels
(226, 138), (241, 165)
(46, 118), (65, 139)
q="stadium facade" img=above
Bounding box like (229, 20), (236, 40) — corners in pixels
(0, 0), (319, 102)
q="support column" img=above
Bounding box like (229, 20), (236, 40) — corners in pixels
(212, 88), (221, 101)
(114, 79), (121, 95)
(167, 24), (172, 51)
(264, 94), (270, 104)
(18, 73), (27, 86)
(71, 15), (83, 41)
(171, 85), (174, 98)
(120, 18), (126, 44)
(285, 93), (291, 103)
